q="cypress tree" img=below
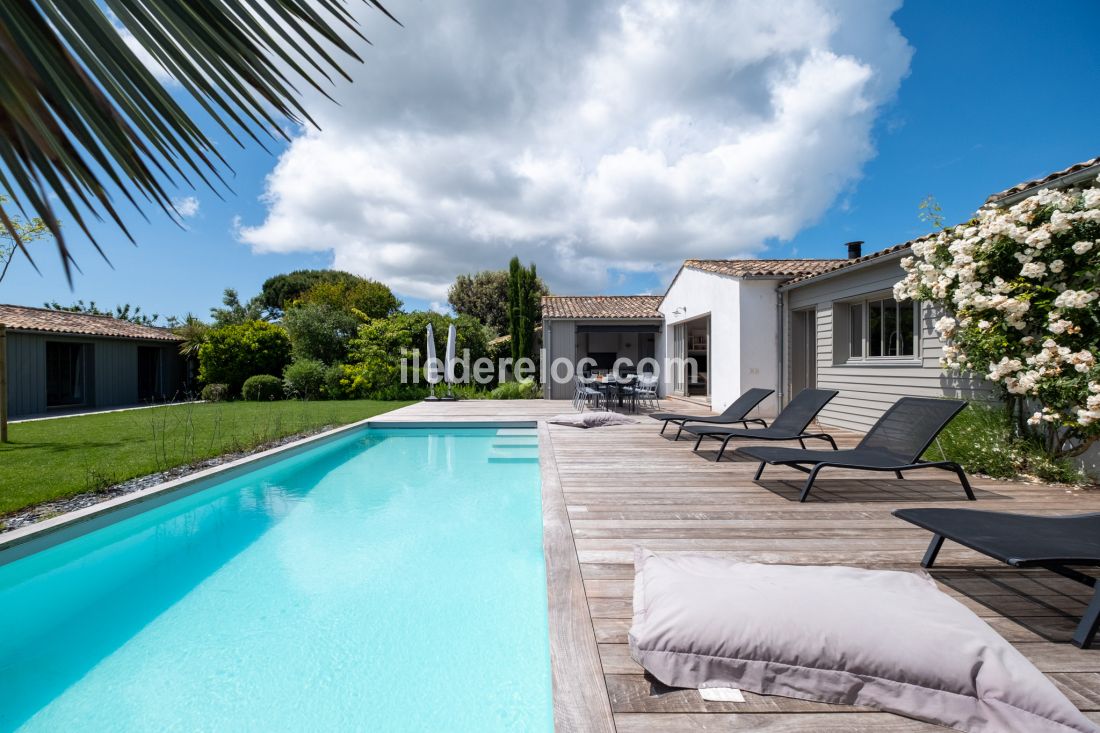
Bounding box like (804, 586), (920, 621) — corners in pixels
(507, 256), (538, 367)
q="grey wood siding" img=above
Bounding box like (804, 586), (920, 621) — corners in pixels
(4, 332), (185, 417)
(5, 332), (47, 416)
(786, 257), (992, 432)
(93, 339), (139, 407)
(543, 320), (576, 399)
(159, 344), (184, 398)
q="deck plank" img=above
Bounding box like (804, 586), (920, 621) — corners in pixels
(377, 399), (1100, 732)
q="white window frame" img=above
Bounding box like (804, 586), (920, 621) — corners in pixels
(843, 294), (920, 363)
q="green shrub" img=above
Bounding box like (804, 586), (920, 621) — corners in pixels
(450, 384), (490, 400)
(200, 383), (229, 402)
(342, 311), (490, 400)
(489, 378), (539, 400)
(282, 303), (360, 364)
(283, 358), (327, 400)
(198, 321), (292, 395)
(923, 402), (1082, 483)
(323, 363), (351, 400)
(241, 374), (284, 401)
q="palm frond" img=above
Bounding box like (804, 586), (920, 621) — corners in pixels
(0, 0), (396, 283)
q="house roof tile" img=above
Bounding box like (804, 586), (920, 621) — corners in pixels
(0, 303), (181, 341)
(682, 259), (844, 279)
(780, 238), (929, 288)
(985, 155), (1100, 204)
(541, 295), (663, 320)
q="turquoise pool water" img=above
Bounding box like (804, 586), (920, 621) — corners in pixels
(0, 427), (551, 732)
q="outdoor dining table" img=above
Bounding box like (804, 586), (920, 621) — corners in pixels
(592, 375), (637, 412)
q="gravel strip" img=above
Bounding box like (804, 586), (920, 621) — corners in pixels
(0, 425), (338, 534)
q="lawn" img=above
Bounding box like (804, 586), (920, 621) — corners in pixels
(0, 400), (413, 517)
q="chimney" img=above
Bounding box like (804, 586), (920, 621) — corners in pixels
(846, 241), (863, 259)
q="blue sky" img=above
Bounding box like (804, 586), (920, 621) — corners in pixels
(2, 0), (1097, 319)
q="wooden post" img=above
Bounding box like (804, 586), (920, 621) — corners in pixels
(0, 323), (7, 443)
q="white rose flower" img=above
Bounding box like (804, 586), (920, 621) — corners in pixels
(1020, 261), (1046, 278)
(934, 316), (957, 336)
(1049, 211), (1072, 232)
(1072, 240), (1094, 254)
(1053, 290), (1099, 309)
(1049, 259), (1065, 273)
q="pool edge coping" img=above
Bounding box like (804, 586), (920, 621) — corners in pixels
(0, 417), (536, 561)
(539, 422), (617, 733)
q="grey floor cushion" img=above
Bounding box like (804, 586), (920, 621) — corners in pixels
(629, 550), (1099, 733)
(547, 412), (637, 428)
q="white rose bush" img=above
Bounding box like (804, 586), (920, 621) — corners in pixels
(895, 175), (1100, 461)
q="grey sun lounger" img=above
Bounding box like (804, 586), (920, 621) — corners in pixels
(739, 397), (972, 503)
(684, 388), (839, 461)
(893, 508), (1100, 649)
(650, 387), (774, 440)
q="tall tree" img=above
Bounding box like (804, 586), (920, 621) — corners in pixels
(43, 300), (164, 325)
(258, 269), (364, 316)
(449, 269), (548, 334)
(0, 0), (396, 281)
(296, 278), (402, 321)
(210, 289), (265, 327)
(282, 303), (360, 364)
(507, 257), (540, 364)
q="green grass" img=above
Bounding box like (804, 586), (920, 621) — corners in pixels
(0, 400), (413, 517)
(922, 402), (1083, 484)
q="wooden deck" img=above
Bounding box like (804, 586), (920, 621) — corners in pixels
(376, 399), (1100, 732)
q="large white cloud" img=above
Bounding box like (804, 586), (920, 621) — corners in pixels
(238, 0), (912, 300)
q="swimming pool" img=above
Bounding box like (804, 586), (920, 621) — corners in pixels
(0, 426), (552, 732)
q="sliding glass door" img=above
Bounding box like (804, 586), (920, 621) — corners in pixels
(46, 342), (88, 407)
(671, 323), (686, 395)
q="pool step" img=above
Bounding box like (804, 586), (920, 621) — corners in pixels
(487, 446), (539, 463)
(487, 455), (539, 464)
(491, 437), (539, 450)
(495, 428), (537, 438)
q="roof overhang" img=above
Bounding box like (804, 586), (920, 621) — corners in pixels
(779, 247), (910, 292)
(989, 162), (1100, 207)
(2, 326), (181, 343)
(575, 323), (662, 334)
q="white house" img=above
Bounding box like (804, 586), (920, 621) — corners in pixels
(658, 258), (845, 417)
(541, 154), (1100, 445)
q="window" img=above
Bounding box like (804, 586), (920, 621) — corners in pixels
(844, 297), (917, 360)
(848, 303), (863, 359)
(46, 342), (87, 407)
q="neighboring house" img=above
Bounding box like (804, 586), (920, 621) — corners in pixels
(0, 304), (185, 418)
(541, 296), (664, 399)
(541, 154), (1100, 438)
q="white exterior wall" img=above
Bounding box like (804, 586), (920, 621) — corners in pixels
(736, 279), (782, 417)
(661, 268), (780, 418)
